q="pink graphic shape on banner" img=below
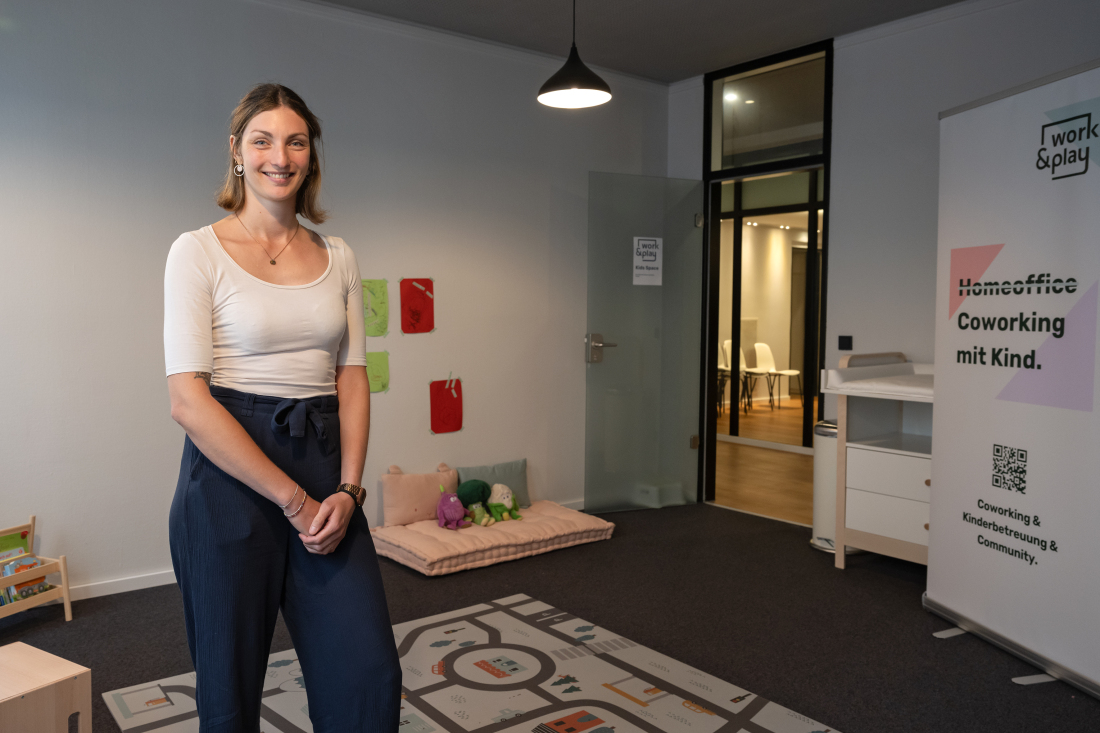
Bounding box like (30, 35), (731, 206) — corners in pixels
(949, 243), (1005, 318)
(996, 281), (1098, 412)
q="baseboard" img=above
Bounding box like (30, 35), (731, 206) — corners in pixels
(558, 498), (585, 511)
(715, 434), (813, 456)
(69, 569), (176, 602)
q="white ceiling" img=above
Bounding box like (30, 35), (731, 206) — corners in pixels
(312, 0), (969, 83)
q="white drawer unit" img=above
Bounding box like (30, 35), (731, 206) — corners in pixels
(845, 489), (930, 546)
(822, 352), (934, 568)
(846, 448), (930, 503)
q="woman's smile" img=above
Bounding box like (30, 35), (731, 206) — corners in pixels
(263, 170), (296, 184)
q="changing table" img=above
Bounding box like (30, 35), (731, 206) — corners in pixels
(821, 352), (934, 568)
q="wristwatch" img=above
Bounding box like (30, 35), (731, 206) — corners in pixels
(336, 483), (366, 507)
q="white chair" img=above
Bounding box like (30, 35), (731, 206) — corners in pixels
(716, 341), (732, 414)
(754, 342), (802, 409)
(741, 347), (767, 412)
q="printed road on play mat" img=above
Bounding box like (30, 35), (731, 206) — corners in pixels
(103, 594), (838, 733)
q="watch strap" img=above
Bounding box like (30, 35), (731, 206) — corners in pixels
(336, 483), (366, 507)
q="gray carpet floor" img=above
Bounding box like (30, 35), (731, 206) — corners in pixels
(1, 503), (1097, 732)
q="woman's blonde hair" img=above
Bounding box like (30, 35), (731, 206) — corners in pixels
(216, 83), (327, 224)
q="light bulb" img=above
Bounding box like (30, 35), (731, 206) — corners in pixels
(538, 88), (612, 109)
(724, 93), (738, 101)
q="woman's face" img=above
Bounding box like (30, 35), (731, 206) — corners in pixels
(232, 106), (311, 207)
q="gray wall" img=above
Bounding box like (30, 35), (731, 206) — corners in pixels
(0, 0), (669, 598)
(827, 0), (1100, 382)
(668, 76), (704, 180)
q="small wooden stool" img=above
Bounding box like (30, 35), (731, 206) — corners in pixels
(0, 642), (90, 733)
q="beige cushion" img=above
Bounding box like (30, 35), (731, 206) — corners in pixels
(381, 463), (458, 527)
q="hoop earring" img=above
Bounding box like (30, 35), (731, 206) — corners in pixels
(234, 164), (244, 177)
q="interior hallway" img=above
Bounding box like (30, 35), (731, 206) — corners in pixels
(717, 395), (816, 446)
(713, 441), (813, 525)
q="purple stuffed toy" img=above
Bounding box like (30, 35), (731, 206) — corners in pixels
(437, 485), (471, 530)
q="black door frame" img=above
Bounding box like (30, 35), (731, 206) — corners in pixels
(697, 40), (834, 503)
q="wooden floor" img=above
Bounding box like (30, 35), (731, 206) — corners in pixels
(713, 440), (814, 526)
(716, 395), (816, 446)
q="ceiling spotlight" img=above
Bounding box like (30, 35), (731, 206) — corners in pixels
(537, 0), (612, 109)
(724, 93), (738, 101)
(745, 100), (755, 104)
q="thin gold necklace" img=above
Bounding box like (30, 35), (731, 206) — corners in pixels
(235, 214), (300, 265)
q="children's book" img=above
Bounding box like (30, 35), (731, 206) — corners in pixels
(2, 555), (50, 604)
(0, 529), (30, 563)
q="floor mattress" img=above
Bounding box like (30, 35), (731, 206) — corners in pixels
(370, 500), (614, 575)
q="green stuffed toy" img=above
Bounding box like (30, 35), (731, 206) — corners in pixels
(457, 479), (495, 526)
(488, 483), (522, 522)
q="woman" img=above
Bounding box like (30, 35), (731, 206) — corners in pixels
(164, 83), (399, 731)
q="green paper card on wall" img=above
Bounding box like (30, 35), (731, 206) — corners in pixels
(362, 279), (389, 337)
(366, 351), (390, 393)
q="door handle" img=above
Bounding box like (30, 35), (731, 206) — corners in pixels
(586, 333), (617, 363)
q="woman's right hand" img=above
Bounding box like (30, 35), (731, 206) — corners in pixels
(286, 495), (322, 538)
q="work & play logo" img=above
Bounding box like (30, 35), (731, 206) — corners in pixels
(1036, 112), (1096, 180)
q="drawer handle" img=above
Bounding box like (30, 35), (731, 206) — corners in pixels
(924, 523), (930, 530)
(925, 479), (931, 486)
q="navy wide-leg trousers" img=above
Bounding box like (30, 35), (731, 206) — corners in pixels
(169, 386), (400, 732)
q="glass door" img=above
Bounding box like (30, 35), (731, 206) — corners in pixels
(584, 172), (705, 513)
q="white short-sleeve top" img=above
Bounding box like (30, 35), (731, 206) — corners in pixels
(163, 225), (366, 398)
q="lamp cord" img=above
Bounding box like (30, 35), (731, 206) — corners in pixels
(572, 0), (576, 45)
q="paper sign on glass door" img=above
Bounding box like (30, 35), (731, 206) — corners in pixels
(633, 237), (662, 286)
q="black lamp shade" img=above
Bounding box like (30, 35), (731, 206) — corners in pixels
(537, 44), (612, 108)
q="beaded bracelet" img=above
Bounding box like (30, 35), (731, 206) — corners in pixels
(278, 485), (300, 511)
(284, 490), (309, 519)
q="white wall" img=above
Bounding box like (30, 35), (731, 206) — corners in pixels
(667, 76), (704, 180)
(828, 0), (1100, 382)
(741, 224), (803, 400)
(0, 0), (669, 598)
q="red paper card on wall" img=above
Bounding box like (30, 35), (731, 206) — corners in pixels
(430, 378), (463, 434)
(401, 278), (434, 334)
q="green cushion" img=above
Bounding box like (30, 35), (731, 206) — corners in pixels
(457, 459), (529, 507)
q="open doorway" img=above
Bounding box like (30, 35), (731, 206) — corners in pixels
(700, 42), (832, 525)
(717, 200), (824, 448)
(712, 176), (824, 524)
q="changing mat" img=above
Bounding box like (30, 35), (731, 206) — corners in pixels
(821, 362), (934, 400)
(370, 500), (615, 575)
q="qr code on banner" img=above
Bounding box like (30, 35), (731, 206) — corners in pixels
(992, 444), (1027, 494)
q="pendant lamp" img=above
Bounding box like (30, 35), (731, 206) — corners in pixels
(537, 0), (611, 108)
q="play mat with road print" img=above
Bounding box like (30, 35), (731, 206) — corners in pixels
(104, 594), (837, 733)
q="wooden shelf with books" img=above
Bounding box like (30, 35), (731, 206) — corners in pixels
(0, 516), (72, 622)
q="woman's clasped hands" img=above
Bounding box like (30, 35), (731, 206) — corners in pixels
(287, 492), (356, 555)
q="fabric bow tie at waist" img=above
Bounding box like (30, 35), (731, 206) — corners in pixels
(271, 398), (328, 444)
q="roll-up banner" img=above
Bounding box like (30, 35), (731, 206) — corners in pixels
(929, 60), (1100, 697)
